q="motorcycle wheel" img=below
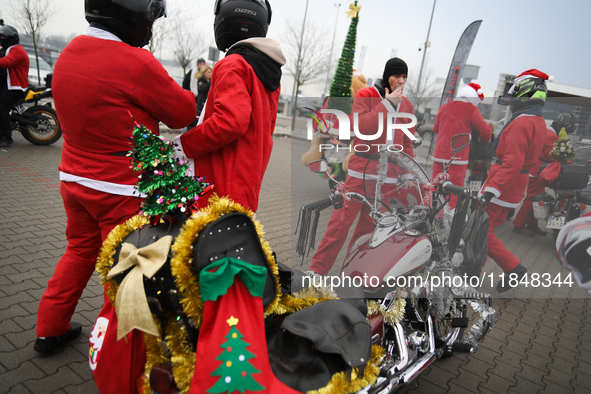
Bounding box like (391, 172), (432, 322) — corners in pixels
(421, 130), (434, 143)
(19, 105), (62, 145)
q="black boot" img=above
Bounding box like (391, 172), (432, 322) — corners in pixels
(34, 322), (82, 354)
(496, 264), (528, 293)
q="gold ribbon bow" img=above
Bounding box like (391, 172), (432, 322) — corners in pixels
(347, 3), (361, 18)
(107, 235), (173, 341)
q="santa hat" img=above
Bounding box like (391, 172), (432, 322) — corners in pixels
(509, 69), (554, 94)
(457, 83), (484, 101)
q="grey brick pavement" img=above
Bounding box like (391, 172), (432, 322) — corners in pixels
(1, 130), (590, 393)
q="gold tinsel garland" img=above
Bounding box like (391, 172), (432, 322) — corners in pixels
(96, 214), (151, 303)
(366, 297), (406, 327)
(305, 345), (385, 394)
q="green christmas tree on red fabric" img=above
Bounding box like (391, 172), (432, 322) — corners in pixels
(128, 121), (209, 217)
(208, 316), (265, 393)
(327, 1), (361, 114)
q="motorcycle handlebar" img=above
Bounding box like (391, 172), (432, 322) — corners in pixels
(441, 181), (466, 196)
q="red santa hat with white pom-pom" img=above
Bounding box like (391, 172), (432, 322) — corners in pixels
(456, 83), (485, 106)
(458, 83), (484, 100)
(509, 69), (554, 94)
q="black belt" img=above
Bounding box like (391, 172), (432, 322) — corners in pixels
(355, 151), (399, 165)
(109, 151), (131, 157)
(496, 159), (529, 174)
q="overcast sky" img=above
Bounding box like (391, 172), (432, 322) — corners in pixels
(1, 0), (590, 93)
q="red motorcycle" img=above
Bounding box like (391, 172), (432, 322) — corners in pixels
(296, 134), (496, 392)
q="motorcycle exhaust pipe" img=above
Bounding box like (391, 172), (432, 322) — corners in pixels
(398, 316), (437, 385)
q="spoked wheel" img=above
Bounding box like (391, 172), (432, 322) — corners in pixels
(19, 105), (62, 145)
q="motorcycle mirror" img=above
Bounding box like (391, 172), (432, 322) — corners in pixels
(451, 133), (471, 153)
(308, 159), (328, 174)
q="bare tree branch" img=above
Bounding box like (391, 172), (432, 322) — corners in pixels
(282, 17), (331, 91)
(9, 0), (57, 84)
(405, 64), (442, 122)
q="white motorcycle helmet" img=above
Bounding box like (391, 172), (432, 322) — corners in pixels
(556, 215), (591, 293)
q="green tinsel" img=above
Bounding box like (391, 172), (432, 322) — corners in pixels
(129, 125), (208, 216)
(327, 1), (360, 115)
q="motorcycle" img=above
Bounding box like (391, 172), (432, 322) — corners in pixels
(9, 73), (61, 145)
(533, 159), (591, 242)
(295, 134), (496, 392)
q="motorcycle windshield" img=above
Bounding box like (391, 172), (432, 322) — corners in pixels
(358, 149), (429, 211)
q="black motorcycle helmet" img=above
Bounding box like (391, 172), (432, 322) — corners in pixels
(85, 0), (167, 47)
(552, 113), (580, 135)
(0, 23), (20, 48)
(214, 0), (272, 51)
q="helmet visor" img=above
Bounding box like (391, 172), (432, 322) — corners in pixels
(146, 0), (166, 21)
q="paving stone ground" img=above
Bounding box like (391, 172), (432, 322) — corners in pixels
(0, 128), (589, 393)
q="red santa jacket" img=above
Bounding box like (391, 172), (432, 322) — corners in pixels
(53, 32), (196, 194)
(347, 86), (415, 182)
(482, 115), (546, 208)
(0, 44), (29, 90)
(176, 38), (285, 213)
(529, 127), (559, 178)
(432, 100), (491, 164)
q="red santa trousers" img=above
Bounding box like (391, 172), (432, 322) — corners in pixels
(309, 176), (417, 275)
(486, 203), (521, 272)
(513, 176), (546, 228)
(432, 162), (468, 209)
(37, 181), (142, 337)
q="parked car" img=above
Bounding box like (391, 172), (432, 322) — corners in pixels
(28, 53), (53, 85)
(277, 94), (321, 116)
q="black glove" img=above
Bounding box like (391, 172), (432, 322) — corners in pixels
(483, 192), (495, 204)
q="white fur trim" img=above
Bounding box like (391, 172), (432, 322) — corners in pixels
(85, 26), (123, 42)
(483, 186), (501, 198)
(59, 172), (146, 197)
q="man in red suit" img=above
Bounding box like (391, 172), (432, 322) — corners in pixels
(431, 83), (492, 209)
(34, 0), (196, 355)
(173, 0), (285, 214)
(512, 114), (578, 236)
(0, 23), (29, 147)
(308, 57), (417, 276)
(480, 69), (552, 292)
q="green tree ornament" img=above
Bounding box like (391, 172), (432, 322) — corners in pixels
(208, 317), (265, 393)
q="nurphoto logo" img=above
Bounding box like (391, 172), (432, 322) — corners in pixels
(306, 107), (417, 154)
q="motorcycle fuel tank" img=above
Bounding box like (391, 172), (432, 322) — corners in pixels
(341, 232), (432, 292)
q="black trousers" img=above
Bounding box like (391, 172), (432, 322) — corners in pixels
(0, 89), (26, 138)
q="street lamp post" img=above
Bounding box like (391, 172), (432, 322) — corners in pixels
(415, 0), (437, 111)
(291, 0), (310, 131)
(323, 3), (341, 98)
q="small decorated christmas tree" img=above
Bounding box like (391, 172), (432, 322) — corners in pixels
(551, 128), (576, 163)
(208, 316), (265, 393)
(129, 122), (209, 216)
(327, 1), (361, 114)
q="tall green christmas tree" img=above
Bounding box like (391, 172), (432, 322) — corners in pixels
(208, 317), (265, 393)
(129, 123), (209, 217)
(327, 1), (361, 114)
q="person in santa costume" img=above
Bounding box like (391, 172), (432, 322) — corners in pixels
(512, 114), (578, 236)
(173, 0), (285, 214)
(480, 69), (551, 293)
(34, 0), (196, 355)
(431, 83), (492, 209)
(308, 57), (417, 276)
(0, 23), (28, 147)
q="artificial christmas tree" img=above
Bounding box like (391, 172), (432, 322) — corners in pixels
(327, 1), (361, 114)
(128, 120), (210, 217)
